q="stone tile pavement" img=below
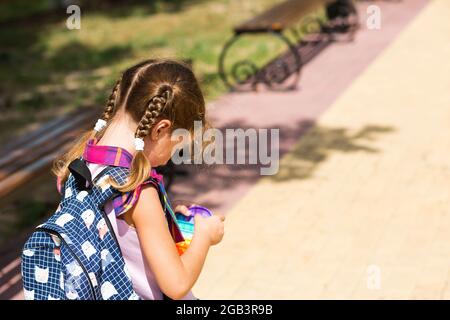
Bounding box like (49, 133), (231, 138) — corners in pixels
(193, 0), (450, 299)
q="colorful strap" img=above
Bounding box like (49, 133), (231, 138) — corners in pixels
(157, 181), (185, 243)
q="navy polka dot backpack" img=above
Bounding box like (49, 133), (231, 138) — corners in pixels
(21, 159), (140, 300)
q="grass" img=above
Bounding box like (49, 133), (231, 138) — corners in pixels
(0, 0), (51, 23)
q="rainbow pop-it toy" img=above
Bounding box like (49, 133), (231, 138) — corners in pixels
(175, 205), (213, 255)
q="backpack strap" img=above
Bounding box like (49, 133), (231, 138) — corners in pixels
(68, 158), (93, 191)
(90, 165), (131, 204)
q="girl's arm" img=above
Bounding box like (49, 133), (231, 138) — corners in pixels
(129, 186), (224, 300)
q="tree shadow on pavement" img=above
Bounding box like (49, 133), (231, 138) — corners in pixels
(169, 119), (395, 210)
(271, 122), (394, 182)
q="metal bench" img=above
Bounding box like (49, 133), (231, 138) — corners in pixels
(218, 0), (358, 91)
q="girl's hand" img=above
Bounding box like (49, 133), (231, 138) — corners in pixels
(174, 204), (191, 217)
(173, 200), (198, 217)
(194, 214), (225, 246)
(132, 188), (213, 300)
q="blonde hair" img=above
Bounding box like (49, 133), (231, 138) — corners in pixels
(53, 59), (206, 192)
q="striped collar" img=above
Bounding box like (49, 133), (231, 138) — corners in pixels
(83, 139), (163, 182)
(83, 139), (133, 168)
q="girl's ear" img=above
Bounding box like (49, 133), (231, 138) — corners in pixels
(150, 119), (172, 140)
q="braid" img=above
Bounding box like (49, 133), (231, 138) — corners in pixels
(135, 87), (173, 139)
(102, 79), (121, 121)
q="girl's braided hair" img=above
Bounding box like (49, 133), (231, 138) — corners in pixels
(53, 59), (205, 192)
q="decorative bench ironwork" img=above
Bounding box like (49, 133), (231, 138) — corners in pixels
(218, 0), (358, 91)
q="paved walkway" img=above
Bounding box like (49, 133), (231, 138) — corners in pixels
(192, 0), (450, 299)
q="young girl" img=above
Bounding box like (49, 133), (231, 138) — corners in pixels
(53, 59), (225, 300)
